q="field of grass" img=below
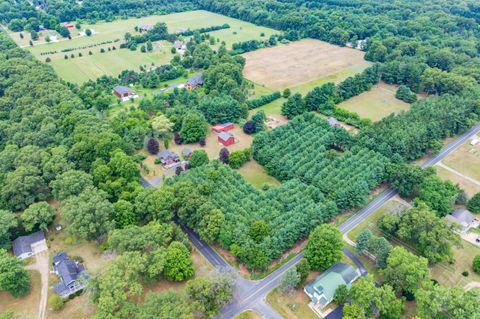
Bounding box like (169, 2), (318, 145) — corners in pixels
(237, 160), (281, 188)
(338, 82), (411, 122)
(242, 39), (371, 92)
(0, 270), (41, 318)
(267, 288), (318, 319)
(248, 98), (286, 117)
(233, 310), (263, 319)
(442, 137), (480, 182)
(247, 81), (275, 100)
(435, 164), (480, 197)
(10, 10), (278, 84)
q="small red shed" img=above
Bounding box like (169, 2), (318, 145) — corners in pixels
(218, 132), (235, 146)
(212, 122), (235, 133)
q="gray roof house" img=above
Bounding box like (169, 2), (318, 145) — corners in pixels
(445, 208), (477, 233)
(304, 263), (360, 309)
(12, 231), (48, 260)
(158, 150), (180, 167)
(327, 117), (341, 127)
(53, 252), (89, 298)
(186, 74), (204, 89)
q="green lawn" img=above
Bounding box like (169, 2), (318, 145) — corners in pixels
(247, 81), (275, 100)
(233, 310), (263, 319)
(266, 288), (318, 319)
(248, 98), (286, 117)
(237, 160), (281, 189)
(13, 10), (278, 84)
(338, 82), (411, 122)
(290, 67), (365, 95)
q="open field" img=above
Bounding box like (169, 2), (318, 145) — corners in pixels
(338, 82), (411, 122)
(9, 10), (278, 83)
(237, 160), (281, 188)
(248, 98), (286, 117)
(435, 164), (480, 197)
(0, 270), (41, 318)
(242, 39), (371, 92)
(441, 136), (480, 182)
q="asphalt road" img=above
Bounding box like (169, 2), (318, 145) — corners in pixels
(142, 122), (480, 318)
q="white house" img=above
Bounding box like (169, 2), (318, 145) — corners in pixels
(12, 231), (48, 259)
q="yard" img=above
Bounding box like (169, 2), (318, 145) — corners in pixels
(10, 10), (278, 84)
(242, 39), (371, 93)
(233, 310), (263, 319)
(267, 288), (319, 319)
(338, 82), (411, 122)
(0, 270), (41, 318)
(441, 136), (480, 183)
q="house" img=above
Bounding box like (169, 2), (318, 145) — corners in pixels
(218, 132), (235, 146)
(212, 122), (235, 133)
(182, 148), (192, 159)
(304, 262), (360, 310)
(60, 22), (74, 29)
(139, 24), (153, 32)
(12, 231), (48, 260)
(186, 74), (204, 90)
(445, 208), (478, 233)
(53, 252), (89, 298)
(174, 40), (187, 55)
(470, 138), (480, 146)
(158, 150), (180, 167)
(327, 117), (341, 127)
(113, 85), (134, 102)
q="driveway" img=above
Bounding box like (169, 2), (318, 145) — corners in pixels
(26, 251), (49, 319)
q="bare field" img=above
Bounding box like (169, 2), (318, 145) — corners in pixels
(242, 39), (371, 91)
(339, 82), (411, 122)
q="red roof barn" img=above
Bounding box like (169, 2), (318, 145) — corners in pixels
(212, 122), (235, 133)
(218, 132), (235, 146)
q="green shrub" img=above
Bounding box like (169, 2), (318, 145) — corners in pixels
(64, 237), (73, 245)
(462, 271), (469, 277)
(154, 158), (161, 165)
(48, 294), (65, 311)
(473, 255), (480, 274)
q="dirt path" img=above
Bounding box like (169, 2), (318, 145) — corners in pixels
(26, 251), (49, 319)
(464, 281), (480, 291)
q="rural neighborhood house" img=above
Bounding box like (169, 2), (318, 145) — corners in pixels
(53, 252), (89, 298)
(12, 231), (48, 260)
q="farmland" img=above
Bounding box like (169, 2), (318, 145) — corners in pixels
(441, 136), (480, 181)
(11, 10), (278, 83)
(242, 39), (371, 92)
(338, 82), (411, 122)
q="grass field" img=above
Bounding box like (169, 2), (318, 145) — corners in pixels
(10, 10), (278, 84)
(441, 137), (480, 182)
(237, 160), (281, 188)
(242, 39), (371, 92)
(435, 164), (480, 197)
(0, 270), (41, 318)
(267, 288), (318, 319)
(338, 82), (411, 122)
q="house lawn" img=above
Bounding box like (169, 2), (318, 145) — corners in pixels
(266, 288), (318, 319)
(441, 137), (480, 182)
(338, 82), (411, 122)
(0, 270), (41, 318)
(233, 310), (263, 319)
(242, 39), (371, 92)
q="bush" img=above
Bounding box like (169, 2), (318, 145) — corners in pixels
(467, 192), (480, 213)
(229, 149), (251, 169)
(154, 159), (161, 165)
(283, 88), (291, 98)
(334, 284), (348, 305)
(462, 271), (469, 277)
(85, 29), (92, 36)
(147, 138), (159, 154)
(243, 121), (256, 134)
(473, 255), (480, 274)
(45, 57), (51, 62)
(189, 150), (209, 168)
(64, 237), (73, 245)
(48, 294), (65, 311)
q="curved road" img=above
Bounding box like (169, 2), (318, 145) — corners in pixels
(143, 122), (480, 318)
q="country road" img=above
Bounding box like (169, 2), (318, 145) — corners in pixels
(142, 121), (480, 319)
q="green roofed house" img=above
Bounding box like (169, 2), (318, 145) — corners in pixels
(304, 262), (360, 310)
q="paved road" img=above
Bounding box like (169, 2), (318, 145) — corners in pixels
(142, 122), (480, 318)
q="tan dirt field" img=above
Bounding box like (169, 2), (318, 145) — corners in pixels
(242, 39), (371, 91)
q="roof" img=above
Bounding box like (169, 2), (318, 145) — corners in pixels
(139, 24), (152, 30)
(327, 117), (340, 126)
(187, 74), (203, 87)
(174, 40), (185, 49)
(53, 252), (88, 286)
(12, 232), (45, 257)
(218, 131), (233, 141)
(446, 208), (475, 227)
(158, 150), (179, 160)
(113, 86), (133, 94)
(53, 252), (68, 264)
(304, 263), (359, 307)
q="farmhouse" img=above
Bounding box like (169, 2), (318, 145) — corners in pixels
(12, 231), (48, 260)
(212, 122), (235, 133)
(174, 40), (187, 55)
(218, 131), (235, 146)
(445, 208), (478, 233)
(186, 74), (204, 90)
(53, 252), (89, 298)
(158, 150), (180, 167)
(327, 117), (341, 127)
(113, 85), (134, 102)
(304, 262), (360, 310)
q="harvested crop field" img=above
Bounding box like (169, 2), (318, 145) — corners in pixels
(242, 39), (371, 91)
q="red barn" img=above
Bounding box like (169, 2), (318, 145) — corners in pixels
(212, 122), (235, 133)
(218, 132), (235, 146)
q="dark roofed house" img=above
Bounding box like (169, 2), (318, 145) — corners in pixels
(53, 252), (89, 298)
(113, 85), (134, 102)
(12, 231), (48, 260)
(304, 263), (360, 310)
(445, 208), (478, 233)
(158, 150), (180, 167)
(186, 74), (204, 90)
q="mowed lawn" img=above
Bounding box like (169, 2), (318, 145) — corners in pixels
(237, 160), (281, 189)
(242, 39), (371, 92)
(435, 164), (480, 197)
(11, 10), (278, 83)
(441, 137), (480, 182)
(338, 82), (411, 122)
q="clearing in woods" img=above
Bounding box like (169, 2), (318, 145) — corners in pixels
(242, 39), (371, 93)
(338, 82), (411, 122)
(11, 10), (278, 84)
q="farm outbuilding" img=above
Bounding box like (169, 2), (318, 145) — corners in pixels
(113, 86), (134, 102)
(218, 132), (235, 146)
(212, 122), (235, 133)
